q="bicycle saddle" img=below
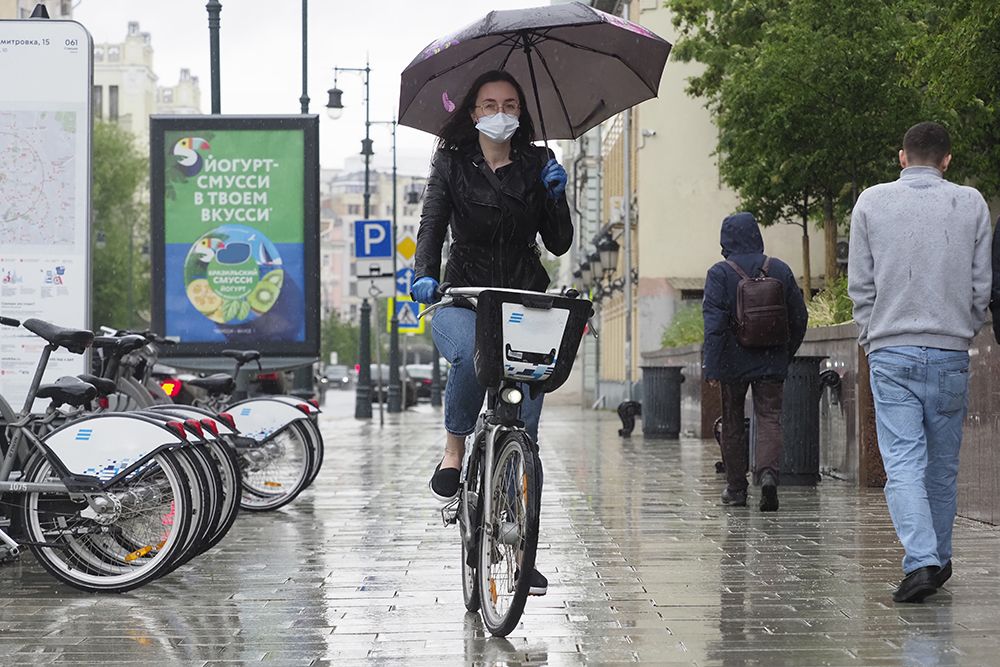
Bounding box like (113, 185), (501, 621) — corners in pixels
(76, 374), (117, 397)
(92, 334), (148, 356)
(221, 349), (261, 364)
(187, 373), (236, 395)
(36, 376), (98, 407)
(22, 319), (94, 354)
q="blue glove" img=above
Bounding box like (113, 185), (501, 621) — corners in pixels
(411, 277), (440, 304)
(541, 158), (567, 199)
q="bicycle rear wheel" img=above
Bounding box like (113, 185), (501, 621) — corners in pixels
(237, 422), (314, 511)
(21, 451), (193, 592)
(478, 430), (540, 637)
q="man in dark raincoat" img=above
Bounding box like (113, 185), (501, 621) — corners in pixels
(702, 212), (808, 511)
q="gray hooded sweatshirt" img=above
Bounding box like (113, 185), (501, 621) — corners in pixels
(848, 166), (991, 354)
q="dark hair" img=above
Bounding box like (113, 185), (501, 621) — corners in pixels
(437, 70), (535, 152)
(903, 122), (951, 166)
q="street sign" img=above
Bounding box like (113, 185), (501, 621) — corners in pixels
(396, 234), (417, 265)
(353, 219), (394, 279)
(396, 267), (415, 296)
(387, 297), (425, 334)
(0, 19), (92, 408)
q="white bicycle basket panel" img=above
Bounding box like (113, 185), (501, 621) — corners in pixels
(500, 302), (569, 382)
(43, 415), (186, 481)
(227, 398), (309, 442)
(267, 395), (321, 415)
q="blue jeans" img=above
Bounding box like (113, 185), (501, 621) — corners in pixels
(431, 306), (544, 441)
(869, 346), (970, 574)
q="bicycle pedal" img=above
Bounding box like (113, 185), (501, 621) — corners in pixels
(440, 498), (460, 527)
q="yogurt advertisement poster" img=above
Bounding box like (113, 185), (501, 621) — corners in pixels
(151, 117), (319, 355)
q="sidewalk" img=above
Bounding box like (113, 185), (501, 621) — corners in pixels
(0, 394), (998, 665)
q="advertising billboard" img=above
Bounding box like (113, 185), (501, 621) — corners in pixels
(150, 116), (319, 358)
(0, 19), (91, 411)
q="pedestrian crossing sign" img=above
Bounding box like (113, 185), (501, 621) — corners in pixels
(387, 296), (425, 334)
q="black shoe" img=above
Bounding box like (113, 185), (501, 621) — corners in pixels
(759, 470), (779, 512)
(429, 463), (460, 502)
(721, 487), (747, 507)
(934, 560), (952, 588)
(515, 568), (548, 596)
(893, 565), (940, 603)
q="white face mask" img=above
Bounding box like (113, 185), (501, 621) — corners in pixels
(475, 112), (520, 144)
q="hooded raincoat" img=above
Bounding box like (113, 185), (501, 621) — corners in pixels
(702, 213), (809, 381)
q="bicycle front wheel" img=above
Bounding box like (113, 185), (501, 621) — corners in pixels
(478, 431), (540, 637)
(461, 436), (483, 613)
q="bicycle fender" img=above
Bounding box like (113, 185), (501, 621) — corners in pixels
(146, 404), (239, 436)
(225, 397), (309, 442)
(40, 413), (187, 484)
(266, 394), (321, 416)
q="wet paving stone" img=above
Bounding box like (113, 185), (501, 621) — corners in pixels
(0, 392), (998, 664)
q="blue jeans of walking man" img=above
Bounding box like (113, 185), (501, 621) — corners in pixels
(869, 346), (970, 574)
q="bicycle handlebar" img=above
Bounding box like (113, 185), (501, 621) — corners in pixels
(0, 316), (20, 328)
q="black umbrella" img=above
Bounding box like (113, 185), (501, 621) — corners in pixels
(398, 1), (671, 141)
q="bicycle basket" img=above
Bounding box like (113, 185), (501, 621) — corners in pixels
(473, 290), (593, 395)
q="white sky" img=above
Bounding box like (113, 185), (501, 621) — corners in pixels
(72, 0), (548, 176)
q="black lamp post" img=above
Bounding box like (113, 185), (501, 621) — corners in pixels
(372, 119), (402, 413)
(299, 0), (309, 114)
(206, 0), (222, 114)
(327, 62), (375, 419)
(598, 234), (620, 276)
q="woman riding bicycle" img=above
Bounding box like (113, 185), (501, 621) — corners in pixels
(411, 70), (573, 592)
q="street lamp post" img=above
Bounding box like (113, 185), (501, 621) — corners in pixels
(206, 0), (222, 114)
(299, 0), (309, 114)
(371, 119), (401, 413)
(327, 61), (376, 420)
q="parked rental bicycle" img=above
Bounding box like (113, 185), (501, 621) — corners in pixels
(422, 286), (592, 637)
(0, 317), (216, 592)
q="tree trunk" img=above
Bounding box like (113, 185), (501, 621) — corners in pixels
(824, 193), (838, 284)
(801, 194), (812, 301)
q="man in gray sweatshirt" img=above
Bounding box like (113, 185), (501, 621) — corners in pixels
(849, 121), (991, 603)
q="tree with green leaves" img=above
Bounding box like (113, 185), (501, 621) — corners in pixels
(909, 0), (1000, 199)
(666, 0), (925, 290)
(321, 309), (361, 367)
(91, 121), (149, 330)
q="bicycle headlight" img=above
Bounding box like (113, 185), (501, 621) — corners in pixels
(500, 387), (523, 405)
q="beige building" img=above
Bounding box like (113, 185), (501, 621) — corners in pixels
(563, 0), (826, 405)
(319, 161), (427, 322)
(0, 0), (72, 19)
(92, 22), (203, 151)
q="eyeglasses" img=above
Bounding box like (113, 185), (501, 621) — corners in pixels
(475, 100), (520, 116)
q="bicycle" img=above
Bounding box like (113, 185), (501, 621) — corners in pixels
(0, 316), (205, 592)
(422, 286), (592, 636)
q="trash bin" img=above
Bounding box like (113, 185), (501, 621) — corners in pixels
(641, 366), (684, 438)
(749, 356), (832, 485)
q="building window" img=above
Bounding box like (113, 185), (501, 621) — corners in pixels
(347, 204), (361, 216)
(92, 85), (102, 120)
(680, 289), (704, 302)
(61, 0), (72, 16)
(94, 47), (104, 62)
(108, 45), (120, 61)
(109, 86), (119, 122)
(161, 89), (173, 104)
(349, 282), (357, 297)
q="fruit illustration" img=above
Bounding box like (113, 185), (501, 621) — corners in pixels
(248, 279), (279, 313)
(186, 279), (222, 314)
(263, 269), (284, 288)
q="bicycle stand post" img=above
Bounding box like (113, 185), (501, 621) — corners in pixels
(617, 400), (642, 437)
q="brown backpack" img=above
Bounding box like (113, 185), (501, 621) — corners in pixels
(725, 257), (790, 348)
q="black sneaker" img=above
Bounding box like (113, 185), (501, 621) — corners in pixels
(515, 567), (548, 596)
(759, 470), (779, 512)
(721, 487), (747, 506)
(429, 463), (460, 502)
(893, 565), (940, 603)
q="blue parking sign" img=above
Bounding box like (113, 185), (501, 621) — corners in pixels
(353, 220), (393, 259)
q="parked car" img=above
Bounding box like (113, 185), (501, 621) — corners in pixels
(366, 364), (418, 407)
(404, 364), (446, 400)
(323, 364), (352, 389)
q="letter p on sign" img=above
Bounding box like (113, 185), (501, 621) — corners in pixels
(353, 220), (393, 259)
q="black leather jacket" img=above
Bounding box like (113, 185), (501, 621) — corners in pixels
(414, 145), (573, 291)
